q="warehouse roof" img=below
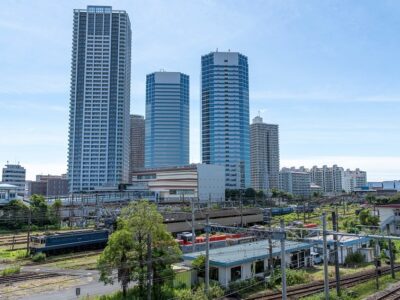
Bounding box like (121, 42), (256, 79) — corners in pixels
(183, 239), (312, 267)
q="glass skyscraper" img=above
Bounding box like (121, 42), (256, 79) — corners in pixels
(201, 51), (250, 189)
(145, 72), (189, 168)
(68, 6), (131, 192)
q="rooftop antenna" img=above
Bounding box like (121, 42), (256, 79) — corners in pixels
(216, 48), (218, 52)
(228, 49), (230, 52)
(258, 110), (261, 117)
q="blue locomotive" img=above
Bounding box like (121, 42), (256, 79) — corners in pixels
(29, 230), (109, 255)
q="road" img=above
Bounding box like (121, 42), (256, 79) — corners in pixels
(0, 264), (124, 300)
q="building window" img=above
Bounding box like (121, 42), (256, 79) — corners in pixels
(210, 267), (218, 281)
(253, 260), (264, 274)
(230, 266), (241, 282)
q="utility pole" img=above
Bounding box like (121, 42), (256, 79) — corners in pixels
(268, 218), (274, 278)
(205, 213), (210, 296)
(322, 212), (329, 300)
(386, 224), (395, 279)
(240, 195), (243, 227)
(332, 210), (340, 296)
(374, 240), (380, 290)
(26, 205), (32, 254)
(147, 234), (152, 300)
(192, 199), (196, 253)
(280, 219), (287, 300)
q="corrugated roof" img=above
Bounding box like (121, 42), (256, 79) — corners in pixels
(183, 239), (312, 267)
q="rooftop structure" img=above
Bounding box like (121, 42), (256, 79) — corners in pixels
(183, 239), (312, 286)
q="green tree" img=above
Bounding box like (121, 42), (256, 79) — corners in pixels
(98, 201), (181, 299)
(98, 229), (135, 297)
(192, 254), (205, 278)
(30, 194), (50, 226)
(244, 188), (256, 198)
(50, 199), (62, 228)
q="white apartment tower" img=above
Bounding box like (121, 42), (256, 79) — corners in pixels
(250, 116), (280, 191)
(67, 6), (131, 192)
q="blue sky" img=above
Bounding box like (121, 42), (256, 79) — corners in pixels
(0, 0), (399, 181)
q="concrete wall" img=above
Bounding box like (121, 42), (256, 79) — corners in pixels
(197, 164), (225, 202)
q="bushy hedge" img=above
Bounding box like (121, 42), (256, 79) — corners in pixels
(344, 252), (365, 266)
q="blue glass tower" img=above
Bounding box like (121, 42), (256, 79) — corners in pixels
(145, 72), (189, 168)
(201, 51), (250, 189)
(68, 6), (131, 192)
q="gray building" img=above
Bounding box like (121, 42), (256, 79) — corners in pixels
(250, 116), (280, 191)
(1, 163), (26, 196)
(27, 174), (69, 197)
(201, 51), (250, 189)
(310, 165), (343, 194)
(130, 114), (145, 177)
(67, 6), (131, 192)
(279, 168), (311, 198)
(145, 72), (189, 168)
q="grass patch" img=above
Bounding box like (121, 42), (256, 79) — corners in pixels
(1, 265), (21, 276)
(0, 249), (27, 262)
(302, 270), (400, 300)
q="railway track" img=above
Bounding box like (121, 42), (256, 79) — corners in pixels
(247, 265), (400, 300)
(375, 284), (400, 300)
(0, 272), (62, 285)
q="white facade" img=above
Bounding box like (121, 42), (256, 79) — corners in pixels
(342, 168), (367, 193)
(307, 235), (372, 264)
(1, 163), (26, 197)
(131, 164), (225, 202)
(310, 165), (344, 195)
(183, 239), (312, 287)
(377, 205), (400, 235)
(279, 167), (311, 198)
(0, 183), (20, 205)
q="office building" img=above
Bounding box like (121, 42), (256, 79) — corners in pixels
(279, 167), (311, 198)
(201, 51), (250, 189)
(145, 72), (189, 168)
(67, 6), (131, 192)
(130, 114), (145, 176)
(131, 164), (225, 202)
(26, 174), (69, 197)
(250, 116), (279, 191)
(342, 168), (367, 193)
(310, 165), (343, 194)
(1, 163), (26, 196)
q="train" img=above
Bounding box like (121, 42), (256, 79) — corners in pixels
(29, 229), (109, 255)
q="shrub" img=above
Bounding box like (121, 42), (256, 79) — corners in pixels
(31, 252), (46, 262)
(1, 265), (21, 276)
(344, 252), (365, 266)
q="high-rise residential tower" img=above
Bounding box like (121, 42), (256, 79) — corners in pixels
(145, 72), (189, 168)
(250, 116), (280, 191)
(310, 165), (343, 194)
(201, 51), (250, 189)
(67, 6), (131, 192)
(130, 114), (145, 176)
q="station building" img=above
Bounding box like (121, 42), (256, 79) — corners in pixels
(183, 239), (313, 287)
(0, 183), (20, 205)
(131, 164), (225, 202)
(305, 235), (373, 264)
